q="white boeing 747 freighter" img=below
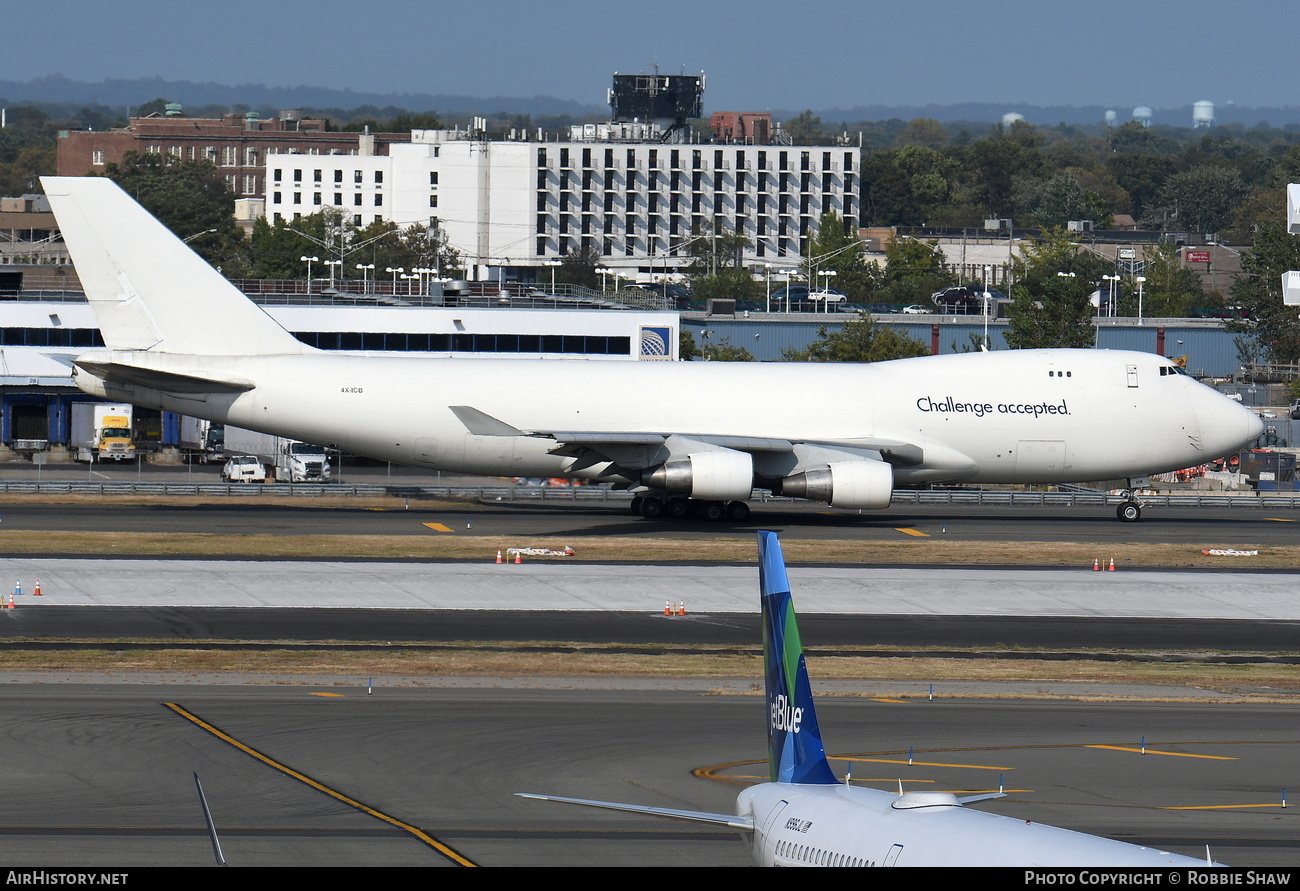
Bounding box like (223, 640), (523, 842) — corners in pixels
(42, 176), (1262, 522)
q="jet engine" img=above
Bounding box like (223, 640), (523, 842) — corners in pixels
(778, 459), (893, 510)
(643, 449), (755, 501)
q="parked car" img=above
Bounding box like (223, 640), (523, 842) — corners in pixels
(805, 289), (847, 310)
(769, 284), (810, 309)
(221, 455), (267, 483)
(931, 286), (1005, 314)
(1290, 399), (1300, 421)
(902, 304), (933, 314)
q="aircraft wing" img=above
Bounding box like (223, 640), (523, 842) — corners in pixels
(449, 405), (924, 466)
(515, 792), (754, 830)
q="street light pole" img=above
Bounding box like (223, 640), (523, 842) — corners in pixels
(1136, 275), (1147, 326)
(299, 255), (318, 295)
(356, 263), (374, 294)
(1102, 274), (1120, 319)
(817, 269), (837, 312)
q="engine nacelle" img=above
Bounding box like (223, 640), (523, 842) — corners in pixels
(643, 449), (755, 501)
(779, 460), (893, 510)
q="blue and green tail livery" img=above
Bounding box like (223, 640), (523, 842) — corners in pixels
(758, 531), (837, 785)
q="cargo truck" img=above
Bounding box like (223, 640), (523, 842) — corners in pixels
(223, 426), (331, 482)
(179, 416), (224, 462)
(70, 402), (135, 461)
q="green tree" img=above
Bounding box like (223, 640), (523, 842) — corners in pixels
(961, 122), (1044, 218)
(691, 267), (762, 304)
(556, 244), (600, 288)
(1014, 171), (1090, 228)
(249, 214), (326, 279)
(893, 117), (948, 149)
(1224, 223), (1300, 365)
(803, 211), (878, 303)
(250, 208), (462, 281)
(860, 146), (959, 226)
(784, 110), (826, 145)
(1146, 165), (1248, 233)
(343, 111), (442, 133)
(879, 234), (955, 306)
(678, 331), (753, 361)
(684, 224), (760, 302)
(135, 98), (174, 117)
(1130, 240), (1204, 318)
(679, 330), (700, 360)
(0, 144), (55, 196)
(1003, 229), (1110, 348)
(1106, 153), (1176, 220)
(102, 151), (245, 271)
(783, 312), (928, 362)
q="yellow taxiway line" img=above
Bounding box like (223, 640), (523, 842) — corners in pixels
(1086, 744), (1236, 760)
(165, 702), (477, 866)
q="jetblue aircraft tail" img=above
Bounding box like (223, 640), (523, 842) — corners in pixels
(41, 176), (304, 357)
(758, 530), (837, 786)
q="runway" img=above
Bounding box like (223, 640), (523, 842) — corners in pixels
(3, 497), (1300, 547)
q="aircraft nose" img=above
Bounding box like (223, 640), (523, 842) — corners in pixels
(1198, 387), (1263, 454)
(1188, 384), (1263, 456)
(1245, 408), (1265, 442)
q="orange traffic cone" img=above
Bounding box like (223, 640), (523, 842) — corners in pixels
(33, 578), (41, 596)
(514, 551), (522, 564)
(495, 550), (503, 564)
(6, 595), (13, 609)
(676, 600), (687, 616)
(664, 600), (672, 616)
(1092, 558), (1100, 571)
(1108, 558), (1116, 572)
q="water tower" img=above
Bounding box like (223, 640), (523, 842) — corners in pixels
(1104, 110), (1118, 127)
(1001, 112), (1025, 126)
(1193, 100), (1215, 128)
(1132, 106), (1153, 127)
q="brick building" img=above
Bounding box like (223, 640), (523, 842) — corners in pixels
(56, 109), (406, 201)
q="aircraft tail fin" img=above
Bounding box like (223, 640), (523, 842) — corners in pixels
(41, 176), (305, 357)
(758, 530), (837, 785)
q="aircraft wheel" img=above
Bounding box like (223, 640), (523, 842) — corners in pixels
(1117, 502), (1141, 522)
(667, 499), (689, 519)
(629, 496), (643, 516)
(640, 498), (665, 519)
(703, 502), (725, 521)
(726, 501), (750, 521)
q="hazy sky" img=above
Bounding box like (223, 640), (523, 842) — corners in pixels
(5, 0), (1297, 112)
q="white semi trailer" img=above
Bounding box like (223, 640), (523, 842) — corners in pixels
(222, 426), (331, 482)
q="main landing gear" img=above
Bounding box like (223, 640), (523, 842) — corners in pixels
(630, 494), (750, 522)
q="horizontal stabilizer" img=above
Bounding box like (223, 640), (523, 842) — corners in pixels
(74, 359), (255, 394)
(515, 793), (753, 830)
